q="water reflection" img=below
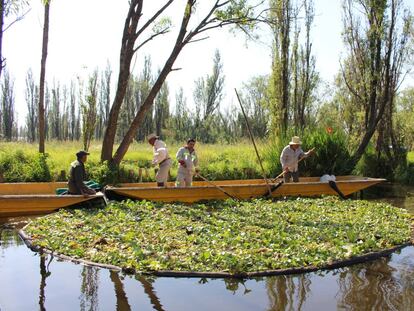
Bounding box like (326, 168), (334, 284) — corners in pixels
(39, 253), (52, 311)
(0, 226), (413, 310)
(80, 266), (100, 311)
(110, 270), (131, 311)
(266, 275), (311, 311)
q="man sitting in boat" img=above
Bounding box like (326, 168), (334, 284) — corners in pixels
(280, 136), (314, 183)
(68, 150), (96, 196)
(148, 133), (172, 187)
(176, 138), (200, 187)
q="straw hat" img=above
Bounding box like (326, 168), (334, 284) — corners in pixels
(147, 133), (159, 141)
(289, 136), (302, 145)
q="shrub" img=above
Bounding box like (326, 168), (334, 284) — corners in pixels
(301, 129), (353, 176)
(0, 151), (52, 182)
(264, 129), (353, 177)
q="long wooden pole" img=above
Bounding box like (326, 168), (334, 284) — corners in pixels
(234, 88), (272, 196)
(196, 173), (240, 200)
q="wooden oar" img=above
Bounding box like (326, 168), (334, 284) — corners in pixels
(196, 173), (240, 201)
(328, 180), (347, 199)
(235, 88), (272, 197)
(271, 147), (315, 183)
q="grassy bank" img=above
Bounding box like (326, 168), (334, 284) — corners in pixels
(24, 197), (412, 274)
(0, 141), (271, 182)
(1, 140), (413, 183)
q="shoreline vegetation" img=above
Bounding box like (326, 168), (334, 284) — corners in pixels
(1, 140), (414, 185)
(23, 197), (412, 277)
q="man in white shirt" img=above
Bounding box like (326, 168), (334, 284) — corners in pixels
(280, 136), (314, 183)
(148, 133), (172, 187)
(176, 138), (199, 187)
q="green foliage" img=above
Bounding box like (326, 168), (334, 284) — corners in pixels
(264, 129), (353, 177)
(87, 161), (154, 185)
(355, 144), (409, 182)
(25, 197), (412, 274)
(0, 150), (51, 182)
(300, 129), (353, 176)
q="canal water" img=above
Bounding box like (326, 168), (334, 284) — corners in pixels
(1, 187), (413, 310)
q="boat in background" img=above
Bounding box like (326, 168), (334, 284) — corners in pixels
(0, 182), (105, 217)
(105, 176), (385, 203)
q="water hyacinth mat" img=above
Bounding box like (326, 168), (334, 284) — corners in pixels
(23, 197), (412, 277)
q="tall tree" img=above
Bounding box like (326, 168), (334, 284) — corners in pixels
(101, 0), (174, 161)
(268, 0), (293, 134)
(193, 49), (225, 142)
(96, 62), (112, 140)
(38, 0), (50, 153)
(135, 56), (154, 141)
(1, 69), (14, 140)
(240, 75), (269, 137)
(25, 69), (38, 142)
(171, 87), (190, 141)
(81, 70), (98, 151)
(153, 77), (169, 137)
(340, 0), (413, 166)
(49, 81), (61, 140)
(104, 0), (265, 165)
(69, 80), (77, 140)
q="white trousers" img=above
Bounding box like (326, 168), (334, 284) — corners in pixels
(156, 159), (172, 184)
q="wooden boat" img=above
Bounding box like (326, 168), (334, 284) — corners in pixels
(0, 182), (105, 218)
(105, 176), (385, 203)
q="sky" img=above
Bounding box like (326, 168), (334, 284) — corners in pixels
(3, 0), (414, 123)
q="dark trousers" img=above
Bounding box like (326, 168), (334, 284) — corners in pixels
(284, 171), (299, 183)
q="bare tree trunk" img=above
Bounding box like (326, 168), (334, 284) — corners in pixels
(38, 2), (50, 153)
(112, 37), (186, 165)
(101, 0), (173, 162)
(0, 0), (4, 81)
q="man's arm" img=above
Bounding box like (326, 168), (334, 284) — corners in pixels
(152, 142), (167, 165)
(176, 148), (186, 167)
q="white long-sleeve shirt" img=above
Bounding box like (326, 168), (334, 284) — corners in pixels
(176, 147), (198, 172)
(152, 139), (169, 165)
(280, 145), (305, 172)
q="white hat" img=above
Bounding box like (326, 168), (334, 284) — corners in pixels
(289, 136), (302, 145)
(147, 133), (159, 141)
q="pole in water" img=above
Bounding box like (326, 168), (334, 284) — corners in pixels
(234, 88), (272, 197)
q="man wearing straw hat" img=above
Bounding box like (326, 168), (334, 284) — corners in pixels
(280, 136), (314, 183)
(147, 133), (172, 187)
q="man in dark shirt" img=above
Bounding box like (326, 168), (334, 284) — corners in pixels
(68, 150), (96, 195)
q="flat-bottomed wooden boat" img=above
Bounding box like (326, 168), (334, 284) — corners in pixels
(105, 176), (385, 203)
(0, 182), (104, 217)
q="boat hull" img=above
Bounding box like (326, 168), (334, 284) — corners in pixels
(105, 176), (385, 203)
(0, 182), (104, 217)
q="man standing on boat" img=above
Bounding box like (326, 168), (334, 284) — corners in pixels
(68, 150), (96, 196)
(176, 138), (200, 187)
(148, 133), (172, 187)
(280, 136), (314, 183)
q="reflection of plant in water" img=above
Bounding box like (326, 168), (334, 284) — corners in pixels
(266, 275), (311, 311)
(224, 278), (252, 295)
(110, 271), (131, 311)
(136, 276), (166, 311)
(337, 258), (414, 310)
(80, 266), (100, 311)
(39, 253), (52, 311)
(0, 227), (24, 249)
